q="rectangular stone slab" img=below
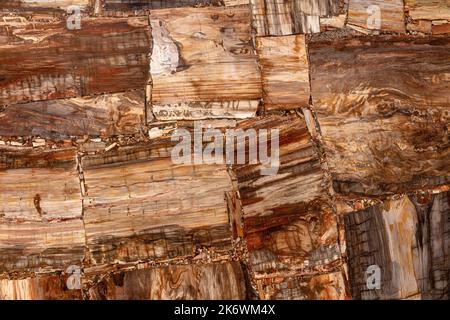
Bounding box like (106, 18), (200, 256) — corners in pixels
(2, 0), (90, 10)
(0, 147), (84, 274)
(0, 91), (145, 140)
(103, 0), (221, 11)
(405, 0), (450, 34)
(232, 115), (341, 276)
(405, 0), (450, 20)
(234, 114), (328, 221)
(256, 35), (310, 110)
(257, 271), (348, 299)
(344, 192), (450, 300)
(347, 0), (405, 33)
(250, 0), (340, 36)
(0, 275), (82, 300)
(0, 17), (151, 106)
(149, 5), (261, 120)
(86, 262), (247, 300)
(82, 142), (234, 266)
(309, 36), (450, 196)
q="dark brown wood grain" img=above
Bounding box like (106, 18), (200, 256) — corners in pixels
(0, 17), (151, 106)
(245, 204), (341, 276)
(1, 0), (92, 11)
(232, 115), (342, 281)
(257, 271), (348, 299)
(103, 0), (221, 11)
(0, 90), (145, 139)
(234, 115), (328, 227)
(0, 146), (76, 170)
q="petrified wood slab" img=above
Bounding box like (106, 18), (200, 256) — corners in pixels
(246, 204), (341, 276)
(431, 22), (450, 34)
(344, 192), (450, 300)
(87, 262), (247, 299)
(224, 0), (250, 6)
(234, 114), (327, 222)
(232, 115), (341, 276)
(0, 275), (82, 300)
(103, 0), (221, 11)
(0, 13), (60, 46)
(0, 17), (150, 106)
(405, 0), (450, 34)
(320, 13), (347, 31)
(81, 143), (234, 266)
(347, 0), (405, 33)
(0, 91), (145, 140)
(0, 147), (84, 274)
(0, 146), (76, 169)
(405, 0), (450, 21)
(151, 101), (259, 121)
(149, 5), (261, 120)
(257, 270), (348, 299)
(2, 0), (91, 10)
(256, 35), (310, 110)
(250, 0), (340, 36)
(309, 36), (450, 196)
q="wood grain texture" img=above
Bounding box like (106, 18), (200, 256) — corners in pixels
(256, 35), (310, 110)
(0, 147), (84, 274)
(344, 192), (450, 300)
(152, 101), (259, 120)
(407, 19), (450, 35)
(149, 5), (261, 120)
(0, 0), (448, 301)
(309, 36), (450, 196)
(234, 115), (327, 222)
(2, 0), (91, 10)
(432, 21), (450, 34)
(320, 13), (347, 30)
(347, 0), (405, 33)
(0, 275), (82, 300)
(81, 143), (234, 266)
(0, 17), (151, 106)
(405, 0), (450, 20)
(87, 262), (247, 299)
(103, 0), (221, 11)
(250, 0), (340, 36)
(258, 271), (348, 299)
(232, 115), (341, 276)
(224, 0), (250, 6)
(246, 204), (340, 276)
(405, 0), (450, 34)
(0, 147), (77, 170)
(0, 91), (145, 140)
